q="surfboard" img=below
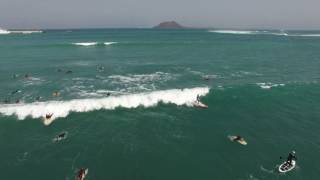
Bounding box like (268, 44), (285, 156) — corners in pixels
(192, 101), (208, 109)
(279, 160), (296, 173)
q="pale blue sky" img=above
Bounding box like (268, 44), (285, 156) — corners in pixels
(0, 0), (319, 29)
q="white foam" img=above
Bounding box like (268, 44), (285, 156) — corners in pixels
(0, 28), (10, 34)
(108, 72), (173, 84)
(10, 30), (43, 34)
(289, 34), (320, 37)
(72, 42), (98, 46)
(209, 30), (258, 35)
(256, 83), (285, 89)
(0, 87), (209, 125)
(104, 42), (117, 45)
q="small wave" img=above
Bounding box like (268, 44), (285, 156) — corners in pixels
(104, 42), (117, 45)
(0, 28), (43, 35)
(256, 83), (285, 89)
(10, 30), (43, 34)
(209, 30), (258, 35)
(289, 34), (320, 37)
(72, 42), (118, 46)
(72, 42), (98, 46)
(0, 87), (209, 125)
(209, 30), (290, 36)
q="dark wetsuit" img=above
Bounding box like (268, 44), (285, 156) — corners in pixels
(46, 114), (53, 119)
(77, 168), (85, 180)
(286, 153), (297, 165)
(234, 136), (242, 141)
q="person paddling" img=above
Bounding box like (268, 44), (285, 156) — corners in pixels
(286, 151), (297, 165)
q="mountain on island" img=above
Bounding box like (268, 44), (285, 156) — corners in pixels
(153, 21), (185, 29)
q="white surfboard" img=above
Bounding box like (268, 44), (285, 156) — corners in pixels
(192, 101), (208, 109)
(279, 160), (296, 173)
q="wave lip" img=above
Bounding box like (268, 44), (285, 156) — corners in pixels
(72, 42), (98, 46)
(0, 87), (210, 125)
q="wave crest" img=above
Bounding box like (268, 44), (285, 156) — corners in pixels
(72, 42), (98, 46)
(72, 42), (118, 46)
(0, 87), (209, 125)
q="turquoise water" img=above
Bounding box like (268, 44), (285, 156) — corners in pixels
(0, 29), (320, 180)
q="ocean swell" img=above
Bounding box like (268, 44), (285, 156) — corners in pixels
(0, 87), (209, 125)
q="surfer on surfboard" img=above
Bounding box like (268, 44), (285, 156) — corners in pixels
(45, 113), (53, 119)
(77, 168), (88, 180)
(228, 135), (247, 145)
(279, 151), (297, 173)
(192, 95), (208, 108)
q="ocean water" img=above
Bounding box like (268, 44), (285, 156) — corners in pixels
(0, 29), (320, 180)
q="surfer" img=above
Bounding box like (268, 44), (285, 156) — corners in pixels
(97, 65), (104, 72)
(53, 131), (68, 142)
(3, 99), (10, 104)
(11, 89), (20, 95)
(233, 135), (242, 141)
(24, 74), (30, 79)
(286, 151), (297, 165)
(229, 135), (247, 145)
(196, 95), (200, 102)
(77, 168), (87, 180)
(12, 74), (19, 79)
(52, 91), (60, 97)
(66, 70), (73, 74)
(45, 113), (53, 119)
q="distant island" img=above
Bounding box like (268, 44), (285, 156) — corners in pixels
(153, 21), (185, 29)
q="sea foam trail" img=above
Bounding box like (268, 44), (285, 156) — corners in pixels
(0, 87), (209, 125)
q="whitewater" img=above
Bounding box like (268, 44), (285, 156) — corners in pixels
(0, 87), (209, 125)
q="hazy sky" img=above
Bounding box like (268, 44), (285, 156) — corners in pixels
(1, 0), (319, 29)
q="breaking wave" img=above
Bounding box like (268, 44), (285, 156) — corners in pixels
(209, 30), (258, 35)
(72, 42), (98, 46)
(72, 42), (118, 46)
(0, 28), (11, 34)
(0, 87), (209, 125)
(209, 29), (320, 37)
(0, 28), (43, 35)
